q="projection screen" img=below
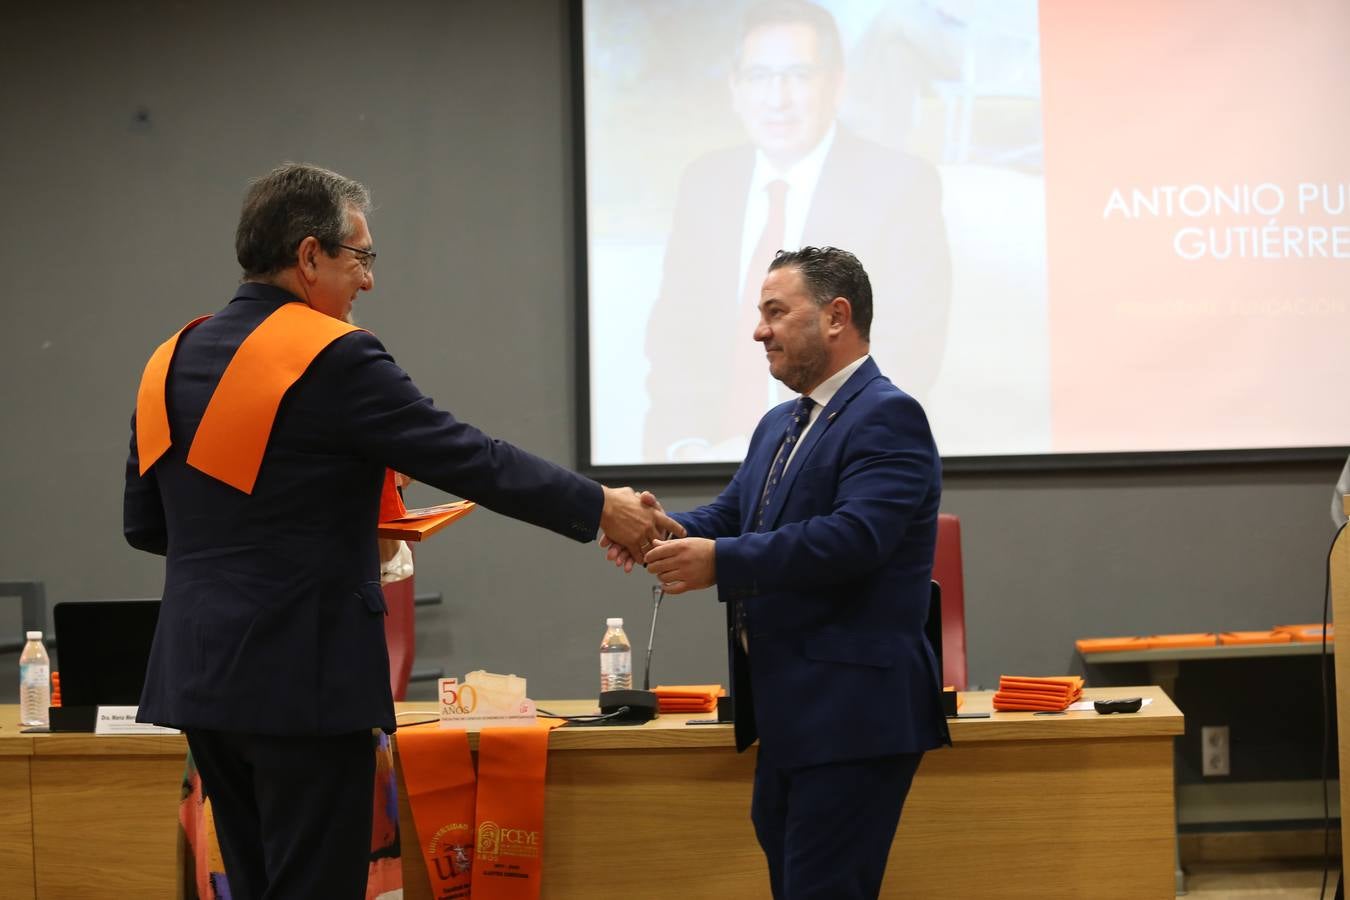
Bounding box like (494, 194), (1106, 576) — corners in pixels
(577, 0), (1350, 474)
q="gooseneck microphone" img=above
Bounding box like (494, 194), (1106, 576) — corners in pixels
(597, 584), (664, 724)
(643, 583), (664, 691)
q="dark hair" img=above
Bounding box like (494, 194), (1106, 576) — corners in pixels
(235, 163), (371, 279)
(734, 0), (844, 73)
(768, 246), (872, 340)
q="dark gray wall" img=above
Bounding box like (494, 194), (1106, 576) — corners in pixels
(0, 1), (1342, 704)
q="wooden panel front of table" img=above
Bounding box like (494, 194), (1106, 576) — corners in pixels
(0, 685), (1181, 899)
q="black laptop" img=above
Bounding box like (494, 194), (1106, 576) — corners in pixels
(51, 599), (160, 719)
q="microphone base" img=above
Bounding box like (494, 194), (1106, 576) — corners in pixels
(599, 689), (659, 724)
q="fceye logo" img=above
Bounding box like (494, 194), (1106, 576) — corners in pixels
(476, 820), (541, 861)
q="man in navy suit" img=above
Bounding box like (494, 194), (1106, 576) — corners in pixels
(124, 163), (680, 900)
(643, 0), (951, 463)
(641, 246), (949, 898)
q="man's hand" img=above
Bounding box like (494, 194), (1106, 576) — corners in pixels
(600, 491), (684, 572)
(644, 537), (716, 594)
(599, 487), (686, 570)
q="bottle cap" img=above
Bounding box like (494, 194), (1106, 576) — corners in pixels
(25, 631), (42, 641)
(606, 617), (623, 627)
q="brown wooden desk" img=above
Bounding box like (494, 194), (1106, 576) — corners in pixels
(0, 685), (1181, 899)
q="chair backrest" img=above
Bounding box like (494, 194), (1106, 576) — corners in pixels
(382, 571), (415, 701)
(933, 513), (968, 690)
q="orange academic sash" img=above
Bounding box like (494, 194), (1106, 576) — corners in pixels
(186, 303), (359, 493)
(135, 315), (211, 474)
(135, 302), (407, 522)
(471, 727), (550, 899)
(398, 724), (555, 899)
(398, 724), (478, 899)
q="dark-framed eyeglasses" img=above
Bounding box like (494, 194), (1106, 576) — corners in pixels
(338, 243), (377, 272)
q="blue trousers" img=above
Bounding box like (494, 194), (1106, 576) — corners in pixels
(752, 751), (925, 899)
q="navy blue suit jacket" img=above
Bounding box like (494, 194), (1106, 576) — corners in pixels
(672, 357), (949, 768)
(125, 283), (603, 736)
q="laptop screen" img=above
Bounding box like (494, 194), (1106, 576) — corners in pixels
(52, 600), (160, 707)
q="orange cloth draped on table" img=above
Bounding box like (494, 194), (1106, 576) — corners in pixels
(992, 675), (1084, 712)
(398, 724), (559, 900)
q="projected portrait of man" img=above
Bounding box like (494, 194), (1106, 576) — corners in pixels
(643, 0), (951, 463)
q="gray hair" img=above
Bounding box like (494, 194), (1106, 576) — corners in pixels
(235, 162), (371, 279)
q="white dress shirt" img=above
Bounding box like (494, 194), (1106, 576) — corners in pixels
(782, 354), (870, 473)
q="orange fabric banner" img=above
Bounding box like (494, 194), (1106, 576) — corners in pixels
(471, 727), (551, 899)
(397, 724), (478, 900)
(135, 315), (211, 473)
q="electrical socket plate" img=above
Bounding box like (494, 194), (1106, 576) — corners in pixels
(1201, 725), (1230, 776)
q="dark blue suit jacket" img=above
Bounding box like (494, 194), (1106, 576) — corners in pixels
(125, 284), (602, 736)
(672, 357), (949, 768)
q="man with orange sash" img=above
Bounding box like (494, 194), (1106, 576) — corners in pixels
(124, 163), (681, 900)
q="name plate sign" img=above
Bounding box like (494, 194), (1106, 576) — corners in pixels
(93, 706), (180, 735)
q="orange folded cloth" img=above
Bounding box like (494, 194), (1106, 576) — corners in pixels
(1076, 636), (1148, 654)
(653, 684), (725, 714)
(992, 675), (1084, 712)
(993, 696), (1076, 712)
(1218, 630), (1293, 646)
(1274, 623), (1334, 642)
(1143, 633), (1218, 649)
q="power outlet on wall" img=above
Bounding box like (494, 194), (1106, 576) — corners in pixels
(1201, 725), (1230, 777)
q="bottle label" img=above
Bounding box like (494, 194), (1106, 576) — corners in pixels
(20, 663), (49, 686)
(600, 651), (632, 675)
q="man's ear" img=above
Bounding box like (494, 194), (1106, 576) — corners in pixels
(295, 235), (321, 284)
(826, 297), (852, 336)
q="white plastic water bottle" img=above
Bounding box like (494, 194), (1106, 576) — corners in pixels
(600, 617), (633, 693)
(19, 631), (50, 727)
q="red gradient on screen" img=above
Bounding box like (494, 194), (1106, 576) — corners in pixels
(1040, 0), (1350, 452)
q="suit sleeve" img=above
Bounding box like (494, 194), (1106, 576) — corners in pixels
(713, 393), (938, 596)
(324, 332), (604, 543)
(123, 412), (167, 556)
(672, 467), (748, 540)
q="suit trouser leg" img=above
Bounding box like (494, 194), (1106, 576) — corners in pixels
(186, 728), (375, 900)
(751, 751), (924, 900)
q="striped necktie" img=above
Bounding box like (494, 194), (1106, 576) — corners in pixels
(755, 396), (816, 531)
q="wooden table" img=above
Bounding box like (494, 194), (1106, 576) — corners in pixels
(0, 686), (1182, 899)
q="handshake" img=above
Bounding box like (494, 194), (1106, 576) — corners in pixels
(597, 487), (714, 594)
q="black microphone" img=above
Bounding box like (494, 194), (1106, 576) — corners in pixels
(598, 584), (663, 724)
(644, 583), (664, 691)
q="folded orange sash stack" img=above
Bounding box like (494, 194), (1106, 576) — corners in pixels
(652, 684), (725, 714)
(992, 675), (1084, 712)
(1218, 630), (1293, 646)
(1275, 623), (1335, 642)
